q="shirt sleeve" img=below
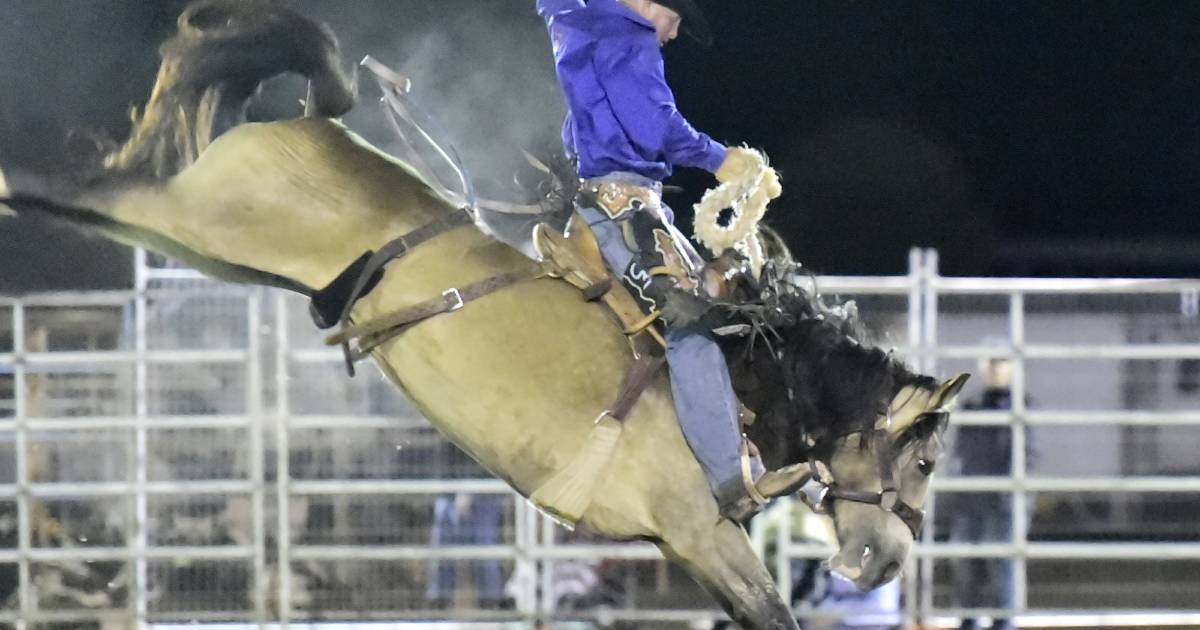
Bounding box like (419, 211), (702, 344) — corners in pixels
(561, 112), (577, 161)
(537, 0), (584, 24)
(593, 36), (727, 173)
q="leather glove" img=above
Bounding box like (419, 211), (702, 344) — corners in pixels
(660, 288), (728, 331)
(715, 146), (763, 184)
(759, 166), (782, 199)
(716, 147), (782, 199)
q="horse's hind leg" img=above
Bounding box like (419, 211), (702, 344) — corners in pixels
(659, 518), (800, 630)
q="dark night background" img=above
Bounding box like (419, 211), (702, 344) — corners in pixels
(2, 0), (1199, 293)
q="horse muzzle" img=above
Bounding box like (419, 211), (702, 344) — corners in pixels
(828, 502), (914, 591)
(829, 539), (907, 591)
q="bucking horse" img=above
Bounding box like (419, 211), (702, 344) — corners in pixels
(0, 3), (967, 628)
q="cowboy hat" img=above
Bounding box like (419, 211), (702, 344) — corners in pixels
(650, 0), (713, 46)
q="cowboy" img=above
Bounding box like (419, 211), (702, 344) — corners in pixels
(536, 0), (800, 520)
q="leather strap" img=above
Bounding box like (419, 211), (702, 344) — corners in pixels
(582, 278), (613, 301)
(607, 352), (665, 422)
(476, 198), (548, 215)
(310, 251), (383, 329)
(325, 209), (475, 376)
(327, 269), (541, 363)
(334, 209), (475, 333)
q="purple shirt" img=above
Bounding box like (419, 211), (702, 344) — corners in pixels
(537, 0), (727, 182)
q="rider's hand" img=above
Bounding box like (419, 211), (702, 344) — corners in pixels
(759, 167), (782, 199)
(715, 146), (762, 183)
(716, 147), (782, 199)
(701, 251), (745, 300)
(660, 288), (717, 328)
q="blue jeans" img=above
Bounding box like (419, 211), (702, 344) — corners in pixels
(427, 494), (505, 604)
(576, 172), (759, 505)
(948, 493), (1017, 611)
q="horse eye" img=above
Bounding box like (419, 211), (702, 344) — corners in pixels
(917, 459), (935, 475)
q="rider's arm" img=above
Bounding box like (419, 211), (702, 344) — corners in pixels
(593, 36), (727, 174)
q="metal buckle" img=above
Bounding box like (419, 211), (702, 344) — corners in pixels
(800, 483), (831, 515)
(879, 488), (899, 510)
(594, 410), (618, 425)
(442, 288), (464, 312)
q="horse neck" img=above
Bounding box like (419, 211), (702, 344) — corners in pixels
(731, 337), (809, 470)
(738, 320), (899, 469)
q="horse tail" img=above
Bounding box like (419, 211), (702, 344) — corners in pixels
(0, 177), (311, 295)
(101, 0), (355, 180)
(0, 1), (357, 292)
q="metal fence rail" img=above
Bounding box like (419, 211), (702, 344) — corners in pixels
(1, 248), (1198, 628)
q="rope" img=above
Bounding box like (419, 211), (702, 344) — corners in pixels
(693, 148), (780, 277)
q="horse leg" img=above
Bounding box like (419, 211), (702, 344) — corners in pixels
(659, 518), (800, 630)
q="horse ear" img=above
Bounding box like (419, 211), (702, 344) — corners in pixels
(931, 373), (971, 409)
(882, 385), (932, 432)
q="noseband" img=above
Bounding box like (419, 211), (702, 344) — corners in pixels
(796, 410), (948, 538)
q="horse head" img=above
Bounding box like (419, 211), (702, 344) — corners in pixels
(813, 372), (967, 590)
(723, 256), (968, 591)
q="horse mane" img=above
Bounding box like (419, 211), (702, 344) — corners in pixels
(724, 240), (936, 468)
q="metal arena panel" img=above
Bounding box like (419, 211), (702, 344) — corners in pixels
(0, 248), (1197, 628)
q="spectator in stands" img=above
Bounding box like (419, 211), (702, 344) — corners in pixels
(948, 348), (1037, 630)
(427, 493), (508, 608)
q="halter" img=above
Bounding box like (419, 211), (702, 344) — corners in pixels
(794, 409), (948, 538)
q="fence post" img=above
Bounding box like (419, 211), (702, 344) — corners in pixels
(133, 249), (150, 630)
(248, 290), (268, 627)
(13, 300), (31, 630)
(914, 248), (940, 627)
(1010, 291), (1029, 616)
(274, 291), (292, 627)
(512, 500), (540, 623)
